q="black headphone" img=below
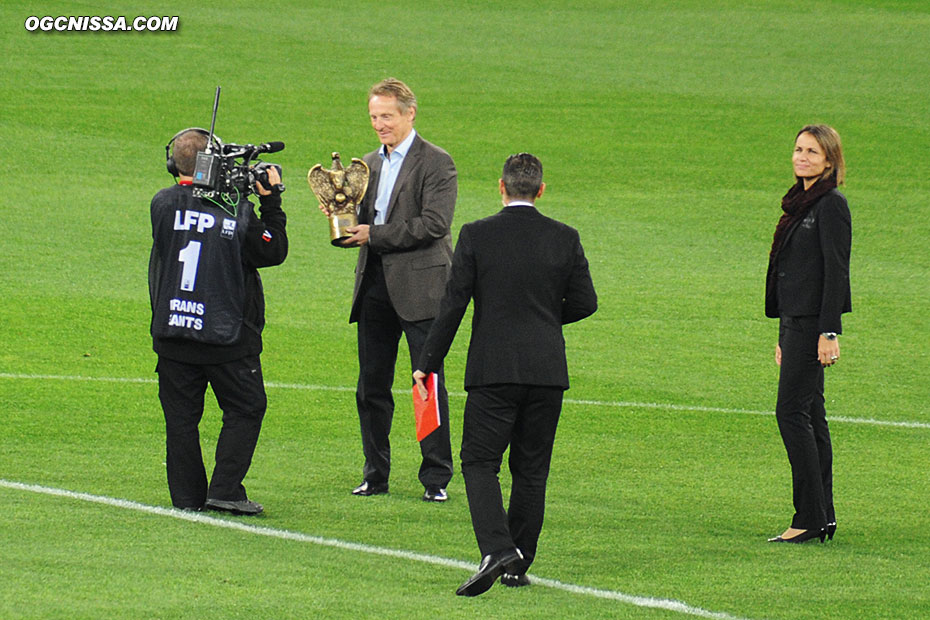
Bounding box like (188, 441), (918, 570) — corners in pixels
(165, 127), (223, 177)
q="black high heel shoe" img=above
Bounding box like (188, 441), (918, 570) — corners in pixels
(826, 522), (837, 540)
(767, 527), (827, 544)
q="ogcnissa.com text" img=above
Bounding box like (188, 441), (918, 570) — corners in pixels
(25, 16), (179, 32)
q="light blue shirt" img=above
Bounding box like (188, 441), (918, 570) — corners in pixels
(373, 129), (417, 225)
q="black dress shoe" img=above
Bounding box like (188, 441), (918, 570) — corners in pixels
(423, 486), (448, 502)
(352, 481), (388, 496)
(456, 548), (523, 597)
(501, 573), (530, 587)
(826, 522), (837, 540)
(204, 498), (263, 515)
(767, 527), (826, 543)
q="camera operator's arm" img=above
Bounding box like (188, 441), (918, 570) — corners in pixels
(244, 168), (288, 268)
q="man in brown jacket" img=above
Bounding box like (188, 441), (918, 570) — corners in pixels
(339, 78), (457, 503)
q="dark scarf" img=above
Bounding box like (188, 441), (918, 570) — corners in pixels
(769, 176), (837, 256)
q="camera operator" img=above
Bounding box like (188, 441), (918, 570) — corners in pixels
(149, 129), (288, 515)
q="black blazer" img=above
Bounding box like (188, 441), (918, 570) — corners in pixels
(418, 205), (597, 389)
(765, 189), (852, 333)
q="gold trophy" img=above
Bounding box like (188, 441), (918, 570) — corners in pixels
(307, 152), (370, 246)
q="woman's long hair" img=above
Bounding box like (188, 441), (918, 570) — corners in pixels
(795, 124), (845, 186)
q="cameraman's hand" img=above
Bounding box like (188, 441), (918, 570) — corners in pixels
(255, 167), (282, 196)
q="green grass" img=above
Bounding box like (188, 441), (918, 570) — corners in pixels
(2, 1), (929, 618)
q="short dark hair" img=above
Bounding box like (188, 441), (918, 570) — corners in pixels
(172, 130), (208, 176)
(502, 153), (543, 199)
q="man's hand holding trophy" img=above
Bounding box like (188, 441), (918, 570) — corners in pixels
(307, 153), (369, 246)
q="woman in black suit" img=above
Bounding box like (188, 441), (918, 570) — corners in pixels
(765, 124), (851, 544)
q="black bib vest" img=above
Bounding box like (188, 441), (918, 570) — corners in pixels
(150, 185), (253, 345)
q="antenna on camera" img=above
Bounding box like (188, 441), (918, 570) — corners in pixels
(205, 85), (221, 154)
(193, 86), (223, 192)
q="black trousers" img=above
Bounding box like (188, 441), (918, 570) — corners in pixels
(461, 383), (564, 572)
(775, 316), (834, 530)
(355, 259), (453, 489)
(156, 355), (266, 508)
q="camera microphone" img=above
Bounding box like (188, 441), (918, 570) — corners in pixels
(257, 141), (285, 154)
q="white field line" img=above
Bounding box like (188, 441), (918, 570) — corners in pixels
(2, 372), (929, 430)
(0, 479), (752, 620)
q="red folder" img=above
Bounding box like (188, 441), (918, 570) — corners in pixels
(413, 372), (441, 441)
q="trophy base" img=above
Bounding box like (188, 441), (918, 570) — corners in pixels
(330, 213), (358, 247)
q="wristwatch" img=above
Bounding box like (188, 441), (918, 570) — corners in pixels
(821, 332), (837, 341)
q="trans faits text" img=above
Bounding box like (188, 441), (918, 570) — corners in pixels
(167, 297), (205, 330)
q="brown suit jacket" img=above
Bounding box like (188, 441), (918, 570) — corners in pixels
(349, 133), (457, 323)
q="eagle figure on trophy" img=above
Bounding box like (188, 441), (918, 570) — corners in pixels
(307, 152), (370, 246)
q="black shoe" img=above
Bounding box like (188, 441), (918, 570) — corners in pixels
(204, 498), (263, 515)
(501, 573), (530, 587)
(177, 505), (203, 512)
(826, 522), (837, 540)
(456, 548), (523, 597)
(423, 486), (448, 502)
(352, 481), (388, 496)
(767, 528), (826, 543)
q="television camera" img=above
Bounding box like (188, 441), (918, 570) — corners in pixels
(191, 86), (286, 199)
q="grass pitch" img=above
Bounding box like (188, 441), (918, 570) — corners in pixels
(2, 1), (929, 618)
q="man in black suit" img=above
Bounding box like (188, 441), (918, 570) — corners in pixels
(339, 78), (456, 502)
(414, 153), (597, 596)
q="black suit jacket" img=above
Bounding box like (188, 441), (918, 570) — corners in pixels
(418, 205), (597, 389)
(349, 134), (457, 323)
(765, 189), (852, 333)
